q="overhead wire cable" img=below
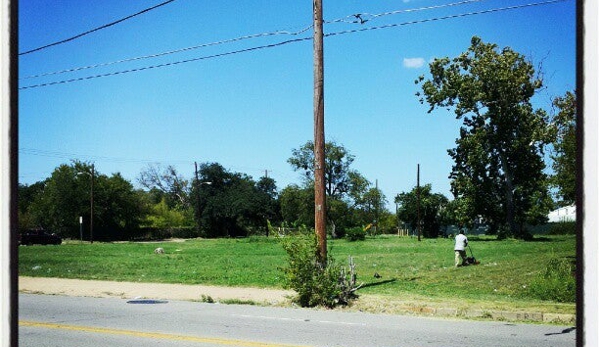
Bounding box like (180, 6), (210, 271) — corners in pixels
(19, 0), (568, 90)
(19, 36), (313, 90)
(20, 25), (314, 80)
(20, 0), (480, 80)
(19, 147), (193, 165)
(327, 0), (485, 24)
(19, 0), (177, 56)
(20, 147), (287, 181)
(325, 0), (568, 38)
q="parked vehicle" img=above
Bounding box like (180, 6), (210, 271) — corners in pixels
(19, 229), (62, 245)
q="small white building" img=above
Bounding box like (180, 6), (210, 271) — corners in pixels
(548, 205), (576, 223)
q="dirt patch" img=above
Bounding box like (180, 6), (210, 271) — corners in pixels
(19, 276), (294, 305)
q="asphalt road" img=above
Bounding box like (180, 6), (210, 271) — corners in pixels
(19, 294), (576, 347)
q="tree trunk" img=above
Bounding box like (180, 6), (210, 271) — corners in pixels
(499, 151), (517, 236)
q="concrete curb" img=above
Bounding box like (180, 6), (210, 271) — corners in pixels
(393, 305), (575, 324)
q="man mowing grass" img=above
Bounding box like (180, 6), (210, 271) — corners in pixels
(454, 229), (468, 267)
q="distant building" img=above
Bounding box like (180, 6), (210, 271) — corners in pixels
(548, 205), (576, 223)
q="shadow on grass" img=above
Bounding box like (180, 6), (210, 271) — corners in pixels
(359, 278), (397, 290)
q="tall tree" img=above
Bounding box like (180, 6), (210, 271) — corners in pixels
(550, 90), (577, 206)
(288, 140), (357, 199)
(138, 164), (190, 210)
(288, 140), (377, 235)
(28, 161), (145, 240)
(278, 184), (315, 227)
(417, 37), (552, 238)
(256, 176), (281, 234)
(395, 184), (448, 238)
(18, 181), (46, 230)
(194, 163), (276, 237)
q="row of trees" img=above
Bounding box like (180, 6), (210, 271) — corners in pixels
(18, 141), (391, 241)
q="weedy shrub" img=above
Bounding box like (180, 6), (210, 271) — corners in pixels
(345, 227), (366, 242)
(528, 257), (576, 303)
(279, 230), (360, 308)
(200, 295), (215, 303)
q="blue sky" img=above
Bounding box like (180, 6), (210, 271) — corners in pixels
(18, 0), (576, 210)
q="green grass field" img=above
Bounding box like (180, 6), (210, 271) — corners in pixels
(18, 234), (576, 313)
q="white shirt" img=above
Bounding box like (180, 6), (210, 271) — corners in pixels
(454, 233), (468, 251)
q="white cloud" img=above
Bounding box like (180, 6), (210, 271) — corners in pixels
(403, 57), (425, 69)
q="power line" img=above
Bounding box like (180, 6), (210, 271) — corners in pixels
(325, 0), (569, 38)
(19, 0), (177, 56)
(19, 0), (569, 90)
(19, 147), (166, 164)
(19, 36), (313, 90)
(328, 0), (485, 25)
(20, 26), (314, 80)
(19, 147), (290, 182)
(19, 0), (485, 80)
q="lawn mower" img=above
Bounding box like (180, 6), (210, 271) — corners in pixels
(464, 245), (480, 265)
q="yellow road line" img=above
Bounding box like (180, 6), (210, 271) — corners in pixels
(20, 320), (312, 347)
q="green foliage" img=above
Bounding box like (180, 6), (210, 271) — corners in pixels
(548, 221), (576, 235)
(278, 184), (315, 227)
(25, 161), (146, 240)
(131, 226), (197, 240)
(144, 198), (193, 229)
(529, 257), (576, 303)
(285, 141), (389, 234)
(550, 91), (577, 206)
(417, 37), (552, 239)
(193, 163), (278, 237)
(395, 184), (448, 237)
(345, 227), (366, 242)
(18, 181), (46, 230)
(279, 231), (359, 307)
(138, 164), (191, 210)
(288, 140), (357, 199)
(200, 295), (215, 303)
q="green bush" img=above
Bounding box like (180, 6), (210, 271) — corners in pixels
(279, 230), (359, 308)
(345, 227), (366, 242)
(548, 221), (576, 235)
(528, 257), (576, 303)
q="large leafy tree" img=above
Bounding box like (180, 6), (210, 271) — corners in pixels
(287, 140), (385, 235)
(18, 181), (46, 230)
(28, 161), (145, 240)
(278, 184), (315, 227)
(256, 176), (281, 234)
(288, 140), (358, 199)
(194, 163), (277, 237)
(550, 90), (577, 206)
(138, 164), (190, 210)
(395, 184), (448, 238)
(417, 37), (552, 238)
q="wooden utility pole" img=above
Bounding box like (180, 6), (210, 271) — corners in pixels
(417, 164), (421, 241)
(90, 163), (94, 244)
(194, 161), (200, 233)
(313, 0), (327, 261)
(375, 179), (379, 234)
